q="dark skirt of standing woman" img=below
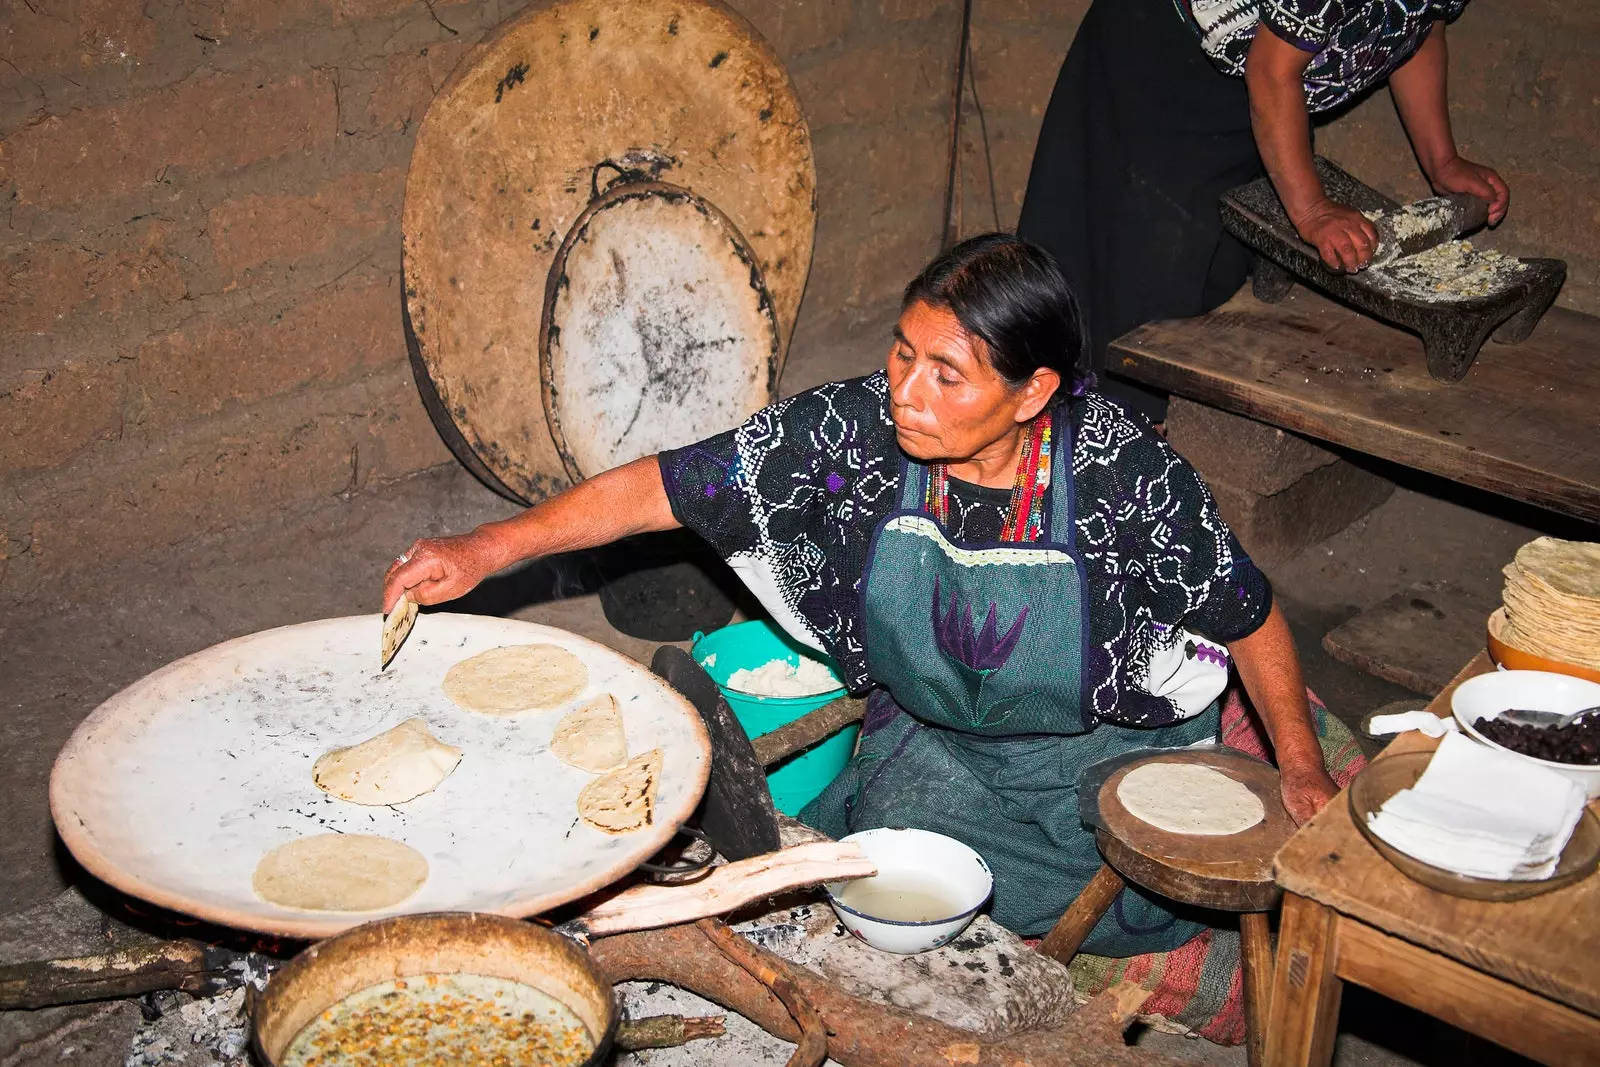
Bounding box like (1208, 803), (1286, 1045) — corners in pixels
(1017, 0), (1260, 424)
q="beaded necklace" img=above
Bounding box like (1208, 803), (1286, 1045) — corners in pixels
(925, 411), (1052, 543)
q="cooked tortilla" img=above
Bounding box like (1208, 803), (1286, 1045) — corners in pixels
(442, 644), (588, 715)
(550, 693), (628, 772)
(1117, 762), (1265, 836)
(313, 717), (462, 806)
(381, 595), (419, 668)
(252, 834), (428, 911)
(578, 749), (661, 834)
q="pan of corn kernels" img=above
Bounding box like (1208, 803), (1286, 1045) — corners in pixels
(253, 912), (616, 1067)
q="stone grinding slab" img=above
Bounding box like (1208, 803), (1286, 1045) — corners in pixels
(49, 614), (711, 939)
(1221, 156), (1565, 382)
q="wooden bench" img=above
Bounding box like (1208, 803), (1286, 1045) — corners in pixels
(1109, 288), (1600, 524)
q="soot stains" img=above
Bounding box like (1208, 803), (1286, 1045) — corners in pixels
(494, 61), (528, 103)
(709, 50), (728, 68)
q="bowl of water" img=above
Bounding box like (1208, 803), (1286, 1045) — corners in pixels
(824, 828), (993, 954)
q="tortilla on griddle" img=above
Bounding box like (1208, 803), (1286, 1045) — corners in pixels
(442, 644), (588, 715)
(550, 693), (627, 772)
(578, 749), (660, 834)
(252, 834), (428, 911)
(381, 595), (419, 668)
(313, 717), (462, 806)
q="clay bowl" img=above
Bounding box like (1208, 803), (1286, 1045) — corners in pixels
(1487, 608), (1600, 685)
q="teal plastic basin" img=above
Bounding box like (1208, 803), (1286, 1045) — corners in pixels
(691, 620), (856, 816)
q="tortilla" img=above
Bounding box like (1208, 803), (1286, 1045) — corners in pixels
(252, 834), (428, 911)
(442, 644), (588, 715)
(1116, 762), (1265, 836)
(1502, 538), (1600, 669)
(313, 717), (462, 805)
(381, 595), (419, 668)
(577, 749), (661, 834)
(550, 694), (627, 772)
(1514, 537), (1600, 601)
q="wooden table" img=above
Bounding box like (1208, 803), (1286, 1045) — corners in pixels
(1109, 288), (1600, 523)
(1265, 654), (1600, 1066)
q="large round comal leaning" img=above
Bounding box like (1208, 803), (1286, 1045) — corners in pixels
(403, 0), (815, 503)
(542, 183), (778, 483)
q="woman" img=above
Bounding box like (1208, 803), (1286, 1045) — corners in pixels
(382, 235), (1339, 956)
(1017, 0), (1510, 424)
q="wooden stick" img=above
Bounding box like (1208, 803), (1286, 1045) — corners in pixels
(0, 941), (235, 1011)
(615, 1013), (727, 1050)
(752, 697), (866, 767)
(590, 920), (1189, 1066)
(699, 919), (828, 1067)
(569, 841), (875, 938)
(1037, 863), (1125, 964)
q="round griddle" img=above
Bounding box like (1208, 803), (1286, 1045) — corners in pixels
(403, 0), (815, 503)
(50, 615), (712, 939)
(1095, 749), (1294, 912)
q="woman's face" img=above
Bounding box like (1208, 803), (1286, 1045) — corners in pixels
(886, 300), (1057, 463)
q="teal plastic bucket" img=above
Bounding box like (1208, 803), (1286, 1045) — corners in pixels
(691, 620), (857, 816)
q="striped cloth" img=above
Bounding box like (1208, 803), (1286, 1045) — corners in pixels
(1062, 687), (1367, 1044)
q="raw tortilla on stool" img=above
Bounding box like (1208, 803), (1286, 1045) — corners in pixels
(442, 644), (589, 714)
(1117, 762), (1265, 836)
(312, 717), (462, 806)
(252, 834), (429, 911)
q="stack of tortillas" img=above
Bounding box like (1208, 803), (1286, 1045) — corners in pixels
(1501, 537), (1600, 671)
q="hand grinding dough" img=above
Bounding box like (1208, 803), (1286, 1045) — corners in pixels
(442, 644), (589, 715)
(253, 834), (428, 911)
(1116, 762), (1265, 836)
(313, 717), (462, 805)
(550, 694), (627, 772)
(578, 749), (661, 834)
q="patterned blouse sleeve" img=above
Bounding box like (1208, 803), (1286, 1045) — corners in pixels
(1259, 0), (1336, 52)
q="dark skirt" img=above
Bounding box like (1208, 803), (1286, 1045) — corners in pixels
(1017, 0), (1262, 423)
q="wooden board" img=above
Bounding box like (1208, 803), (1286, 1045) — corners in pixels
(1321, 580), (1500, 696)
(404, 0), (815, 503)
(1273, 653), (1600, 1017)
(1096, 749), (1295, 912)
(49, 615), (712, 939)
(1109, 288), (1600, 523)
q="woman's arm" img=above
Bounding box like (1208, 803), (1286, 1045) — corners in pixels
(1226, 603), (1340, 825)
(381, 455), (681, 612)
(1387, 23), (1509, 223)
(1244, 24), (1378, 272)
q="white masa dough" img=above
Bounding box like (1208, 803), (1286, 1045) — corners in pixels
(1117, 762), (1265, 836)
(726, 656), (839, 697)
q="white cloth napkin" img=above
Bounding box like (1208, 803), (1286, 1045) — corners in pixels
(1367, 732), (1589, 880)
(1368, 711), (1459, 738)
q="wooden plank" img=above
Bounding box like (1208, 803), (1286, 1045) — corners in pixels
(1274, 653), (1600, 1018)
(1321, 580), (1500, 696)
(1263, 893), (1342, 1067)
(1335, 919), (1600, 1067)
(1109, 289), (1600, 523)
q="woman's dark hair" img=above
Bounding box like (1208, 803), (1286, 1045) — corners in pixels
(902, 232), (1091, 395)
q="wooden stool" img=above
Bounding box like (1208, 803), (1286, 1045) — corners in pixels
(1036, 751), (1297, 1067)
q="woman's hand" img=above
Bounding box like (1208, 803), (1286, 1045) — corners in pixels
(1291, 198), (1380, 273)
(1279, 760), (1340, 827)
(382, 530), (508, 613)
(1429, 154), (1510, 225)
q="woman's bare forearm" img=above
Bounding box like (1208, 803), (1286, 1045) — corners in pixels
(1387, 23), (1455, 181)
(1244, 26), (1321, 222)
(1227, 604), (1322, 770)
(476, 456), (681, 572)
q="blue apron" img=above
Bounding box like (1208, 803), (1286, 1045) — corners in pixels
(802, 433), (1216, 953)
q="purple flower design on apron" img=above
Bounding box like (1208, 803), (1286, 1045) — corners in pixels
(923, 577), (1037, 730)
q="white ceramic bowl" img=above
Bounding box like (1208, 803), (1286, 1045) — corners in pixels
(823, 828), (993, 954)
(1451, 669), (1600, 798)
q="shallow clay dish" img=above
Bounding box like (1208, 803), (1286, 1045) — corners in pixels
(1487, 607), (1600, 685)
(1349, 752), (1600, 901)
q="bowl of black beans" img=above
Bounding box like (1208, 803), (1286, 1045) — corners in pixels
(1452, 670), (1600, 798)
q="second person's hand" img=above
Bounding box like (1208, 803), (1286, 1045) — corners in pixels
(1292, 198), (1380, 273)
(382, 530), (508, 613)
